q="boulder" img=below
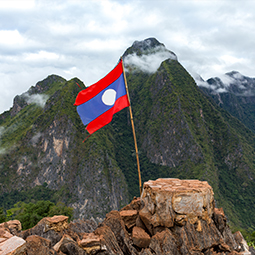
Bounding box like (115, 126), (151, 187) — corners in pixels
(139, 178), (214, 233)
(121, 197), (141, 212)
(18, 215), (68, 246)
(60, 241), (86, 255)
(25, 235), (55, 255)
(101, 210), (138, 255)
(120, 210), (138, 229)
(0, 236), (26, 255)
(67, 219), (97, 239)
(234, 231), (251, 254)
(78, 232), (101, 254)
(132, 226), (150, 248)
(53, 234), (76, 252)
(0, 228), (13, 239)
(94, 225), (124, 255)
(43, 215), (69, 232)
(149, 228), (180, 255)
(1, 220), (22, 235)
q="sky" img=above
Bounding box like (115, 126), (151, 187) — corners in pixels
(0, 0), (255, 114)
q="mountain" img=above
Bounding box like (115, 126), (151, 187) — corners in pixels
(197, 71), (255, 133)
(0, 75), (129, 222)
(0, 38), (255, 231)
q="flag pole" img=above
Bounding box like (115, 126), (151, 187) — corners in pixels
(121, 58), (142, 196)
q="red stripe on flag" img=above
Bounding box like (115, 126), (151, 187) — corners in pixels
(86, 94), (130, 134)
(74, 60), (123, 106)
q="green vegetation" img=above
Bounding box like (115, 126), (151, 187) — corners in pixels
(0, 200), (73, 230)
(0, 207), (6, 222)
(0, 57), (255, 234)
(0, 184), (56, 210)
(202, 85), (255, 134)
(120, 59), (255, 231)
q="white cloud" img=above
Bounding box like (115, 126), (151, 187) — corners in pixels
(124, 46), (177, 73)
(1, 0), (255, 113)
(24, 51), (60, 62)
(23, 93), (49, 108)
(0, 0), (35, 10)
(0, 30), (25, 45)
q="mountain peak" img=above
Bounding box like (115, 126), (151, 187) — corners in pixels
(225, 71), (244, 80)
(131, 37), (165, 53)
(123, 38), (177, 73)
(123, 37), (176, 58)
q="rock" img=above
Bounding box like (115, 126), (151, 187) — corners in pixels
(121, 197), (141, 212)
(94, 225), (124, 255)
(18, 216), (67, 246)
(4, 178), (250, 255)
(139, 249), (154, 255)
(234, 231), (251, 254)
(1, 220), (22, 235)
(67, 219), (97, 239)
(0, 228), (13, 239)
(120, 210), (138, 229)
(213, 208), (238, 251)
(213, 208), (226, 234)
(139, 178), (214, 234)
(135, 215), (147, 232)
(173, 220), (222, 253)
(101, 210), (138, 255)
(43, 215), (69, 232)
(149, 228), (180, 255)
(249, 246), (255, 255)
(60, 242), (86, 255)
(0, 236), (26, 255)
(132, 226), (150, 248)
(53, 234), (76, 252)
(25, 235), (55, 255)
(78, 232), (101, 254)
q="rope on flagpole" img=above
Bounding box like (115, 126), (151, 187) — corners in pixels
(121, 57), (143, 196)
(82, 133), (91, 143)
(76, 82), (83, 90)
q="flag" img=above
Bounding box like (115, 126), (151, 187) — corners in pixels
(74, 59), (130, 134)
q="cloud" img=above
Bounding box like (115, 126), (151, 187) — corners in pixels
(0, 0), (35, 10)
(1, 0), (255, 113)
(124, 46), (177, 73)
(23, 93), (49, 108)
(195, 71), (255, 96)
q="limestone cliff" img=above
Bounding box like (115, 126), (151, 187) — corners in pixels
(0, 75), (129, 222)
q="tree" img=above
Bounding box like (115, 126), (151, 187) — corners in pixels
(8, 200), (73, 230)
(0, 207), (6, 223)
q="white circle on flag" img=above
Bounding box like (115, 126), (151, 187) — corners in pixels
(102, 89), (117, 106)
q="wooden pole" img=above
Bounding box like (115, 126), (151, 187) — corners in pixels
(121, 58), (142, 196)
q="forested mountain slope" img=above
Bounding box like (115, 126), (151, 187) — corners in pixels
(0, 38), (254, 231)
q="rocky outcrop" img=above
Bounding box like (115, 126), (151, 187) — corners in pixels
(0, 178), (252, 254)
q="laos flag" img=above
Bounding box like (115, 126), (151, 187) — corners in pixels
(74, 59), (130, 134)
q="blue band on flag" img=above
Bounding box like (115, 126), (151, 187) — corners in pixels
(77, 73), (126, 126)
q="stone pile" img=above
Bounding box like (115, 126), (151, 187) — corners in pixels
(0, 178), (253, 255)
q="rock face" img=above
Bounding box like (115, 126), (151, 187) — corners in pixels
(199, 71), (255, 133)
(139, 178), (214, 232)
(0, 178), (252, 254)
